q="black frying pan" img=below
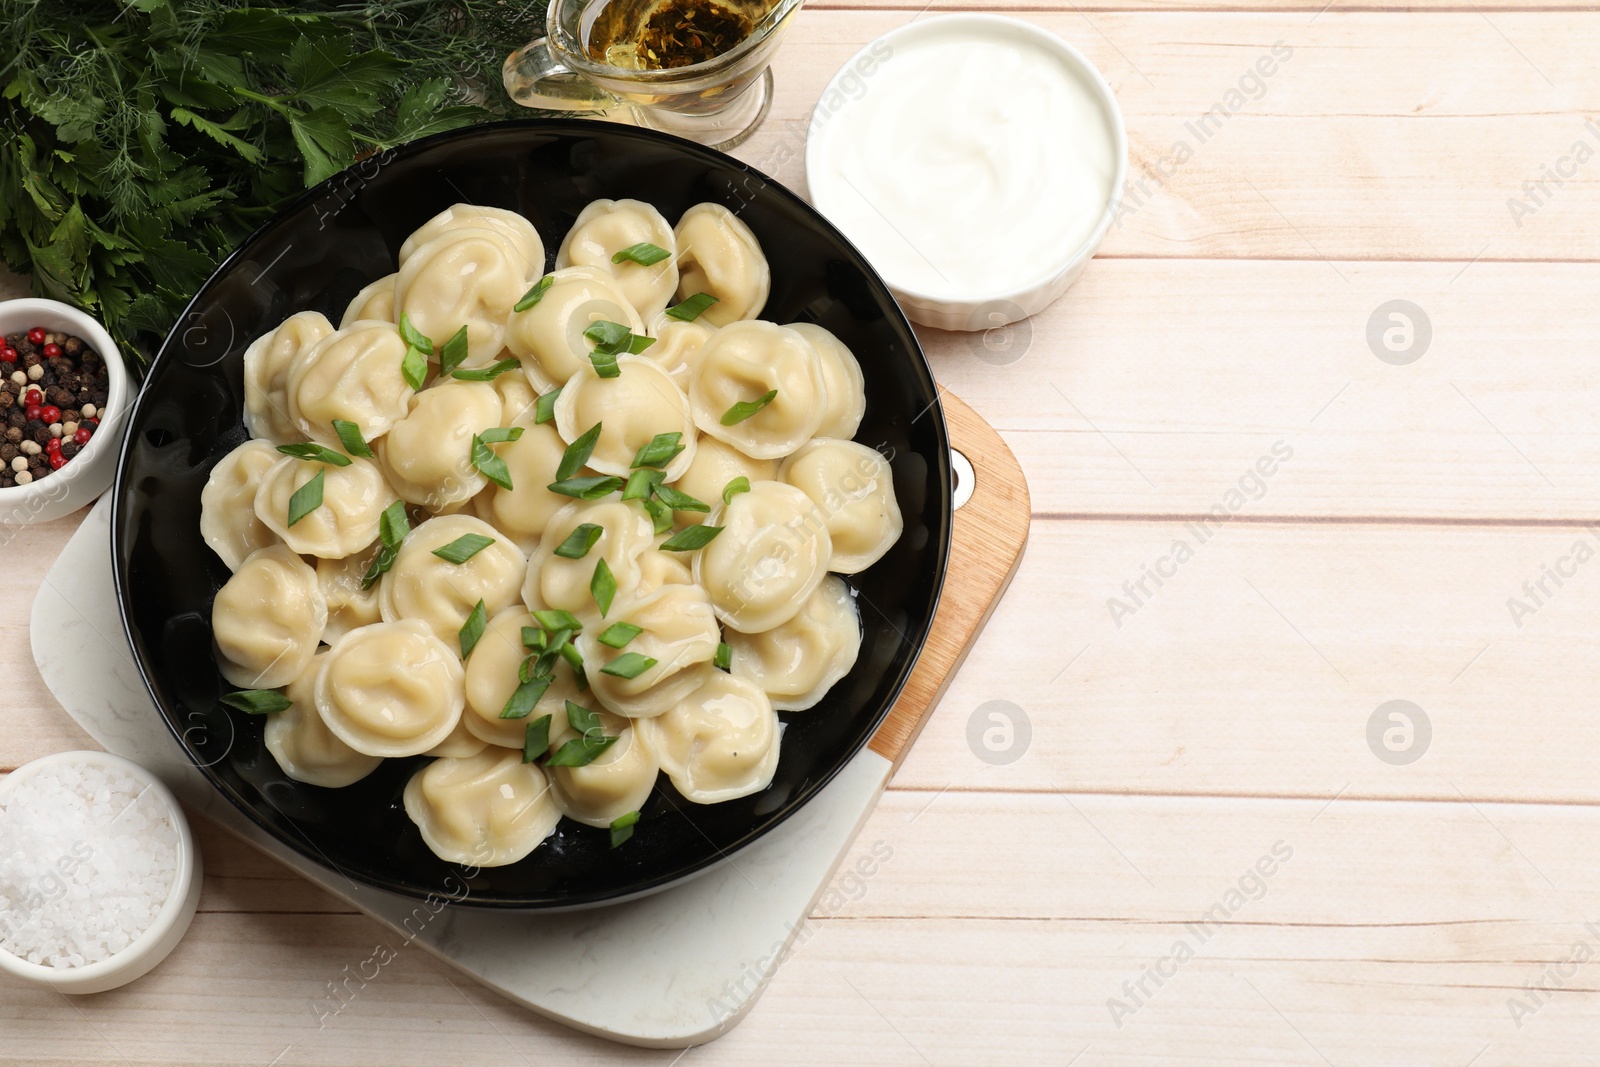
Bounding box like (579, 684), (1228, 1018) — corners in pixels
(111, 119), (950, 909)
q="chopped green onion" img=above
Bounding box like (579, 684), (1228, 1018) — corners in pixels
(513, 275), (553, 313)
(379, 499), (410, 548)
(653, 483), (709, 513)
(360, 543), (399, 590)
(499, 676), (552, 719)
(331, 421), (374, 459)
(665, 292), (718, 322)
(611, 242), (670, 266)
(557, 423), (603, 481)
(220, 689), (291, 715)
(560, 640), (584, 674)
(398, 313), (433, 354)
(276, 443), (351, 467)
(451, 358), (520, 382)
(287, 469), (324, 527)
(522, 714), (553, 762)
(565, 700), (603, 736)
(589, 349), (620, 378)
(714, 642), (732, 671)
(432, 533), (496, 564)
(548, 475), (624, 500)
(627, 334), (656, 354)
(548, 734), (616, 767)
(643, 498), (674, 535)
(534, 388), (561, 424)
(436, 325), (470, 378)
(722, 476), (751, 504)
(479, 426), (525, 445)
(458, 599), (487, 659)
(533, 609), (584, 633)
(522, 626), (546, 650)
(622, 468), (665, 501)
(599, 622), (643, 649)
(592, 557), (616, 616)
(470, 434), (514, 491)
(401, 345), (428, 391)
(631, 432), (684, 470)
(601, 651), (658, 679)
(659, 524), (722, 551)
(553, 523), (603, 559)
(610, 810), (640, 847)
(583, 320), (632, 350)
(721, 389), (777, 425)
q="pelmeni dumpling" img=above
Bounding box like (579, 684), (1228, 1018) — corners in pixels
(201, 440), (283, 570)
(285, 321), (413, 446)
(316, 620), (464, 757)
(522, 500), (655, 619)
(636, 535), (694, 596)
(395, 227), (532, 367)
(495, 367), (539, 424)
(399, 204), (545, 275)
(243, 311), (334, 445)
(556, 199), (679, 319)
(212, 545), (327, 689)
(779, 439), (902, 574)
(317, 550), (383, 643)
(340, 274), (397, 328)
(425, 715), (490, 759)
(642, 672), (781, 804)
(502, 267), (643, 392)
(673, 203), (770, 326)
(671, 437), (777, 528)
(264, 652), (382, 788)
(379, 515), (527, 647)
(402, 748), (561, 866)
(553, 356), (696, 480)
(689, 321), (827, 460)
(726, 576), (860, 711)
(376, 381), (504, 509)
(695, 480), (831, 633)
(462, 608), (556, 748)
(786, 323), (865, 440)
(576, 584), (720, 718)
(643, 312), (716, 390)
(472, 419), (569, 550)
(254, 455), (399, 560)
(543, 704), (659, 827)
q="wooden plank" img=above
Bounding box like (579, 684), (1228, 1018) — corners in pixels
(868, 391), (1031, 767)
(915, 260), (1600, 522)
(892, 519), (1600, 803)
(743, 11), (1600, 261)
(10, 792), (1600, 1064)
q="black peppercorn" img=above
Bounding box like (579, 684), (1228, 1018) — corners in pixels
(62, 337), (82, 357)
(61, 409), (79, 424)
(7, 411), (25, 430)
(90, 390), (108, 406)
(20, 350), (40, 368)
(4, 427), (20, 445)
(27, 422), (49, 445)
(0, 444), (17, 464)
(59, 439), (81, 459)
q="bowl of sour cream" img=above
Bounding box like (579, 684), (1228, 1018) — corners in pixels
(805, 14), (1127, 332)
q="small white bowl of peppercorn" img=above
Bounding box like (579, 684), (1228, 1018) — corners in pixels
(0, 298), (127, 524)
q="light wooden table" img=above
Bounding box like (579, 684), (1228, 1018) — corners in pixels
(5, 1), (1600, 1062)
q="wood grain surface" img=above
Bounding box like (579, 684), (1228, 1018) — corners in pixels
(6, 1), (1600, 1062)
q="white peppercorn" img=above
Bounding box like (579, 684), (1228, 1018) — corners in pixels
(15, 470), (32, 485)
(9, 371), (23, 387)
(10, 456), (24, 472)
(21, 441), (40, 456)
(81, 404), (97, 418)
(26, 364), (43, 381)
(48, 423), (61, 438)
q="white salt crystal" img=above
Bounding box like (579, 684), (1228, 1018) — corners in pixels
(0, 764), (179, 968)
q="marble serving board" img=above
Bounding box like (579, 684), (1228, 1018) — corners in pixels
(27, 392), (1030, 1047)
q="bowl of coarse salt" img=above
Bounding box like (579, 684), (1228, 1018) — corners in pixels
(0, 750), (200, 993)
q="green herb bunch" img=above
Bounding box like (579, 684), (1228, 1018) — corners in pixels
(0, 0), (547, 371)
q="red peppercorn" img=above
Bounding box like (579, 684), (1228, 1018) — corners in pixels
(23, 389), (41, 407)
(73, 427), (91, 445)
(48, 454), (64, 471)
(46, 437), (60, 451)
(0, 348), (14, 364)
(42, 343), (61, 359)
(40, 406), (60, 424)
(26, 327), (45, 345)
(25, 405), (41, 422)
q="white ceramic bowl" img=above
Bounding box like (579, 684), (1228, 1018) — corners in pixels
(0, 299), (130, 523)
(804, 14), (1128, 332)
(0, 750), (200, 994)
